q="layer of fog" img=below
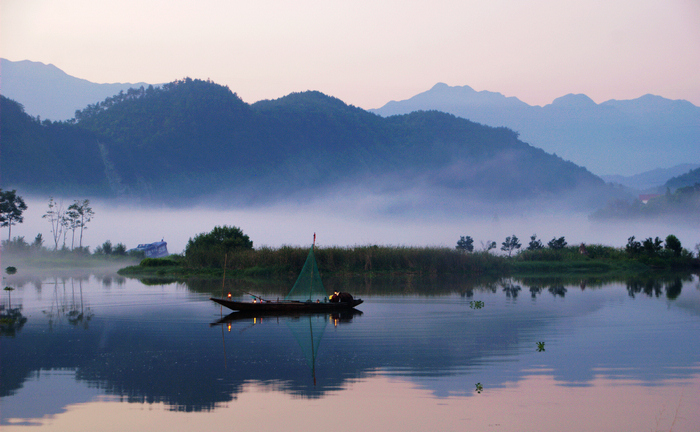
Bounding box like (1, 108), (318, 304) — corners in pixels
(7, 191), (699, 256)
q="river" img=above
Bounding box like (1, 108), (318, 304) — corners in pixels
(1, 271), (699, 431)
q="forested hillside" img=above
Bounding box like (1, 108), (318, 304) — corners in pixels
(3, 78), (617, 209)
(0, 96), (108, 194)
(665, 167), (700, 191)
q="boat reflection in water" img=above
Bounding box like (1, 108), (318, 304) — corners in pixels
(212, 309), (363, 385)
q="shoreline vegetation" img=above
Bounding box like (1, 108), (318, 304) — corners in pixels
(4, 224), (698, 288)
(3, 244), (697, 302)
(115, 243), (700, 282)
(115, 228), (699, 281)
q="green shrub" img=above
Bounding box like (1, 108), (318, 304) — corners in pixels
(185, 225), (253, 268)
(140, 258), (179, 267)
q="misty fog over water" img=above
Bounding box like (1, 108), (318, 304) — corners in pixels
(11, 193), (698, 255)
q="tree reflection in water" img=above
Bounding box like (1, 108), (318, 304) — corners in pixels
(43, 277), (94, 330)
(548, 285), (567, 297)
(626, 275), (689, 300)
(501, 281), (522, 298)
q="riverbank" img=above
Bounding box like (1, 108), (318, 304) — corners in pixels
(2, 251), (140, 271)
(116, 244), (700, 281)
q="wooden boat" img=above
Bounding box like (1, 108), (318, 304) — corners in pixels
(211, 297), (362, 312)
(210, 297), (363, 312)
(210, 235), (363, 313)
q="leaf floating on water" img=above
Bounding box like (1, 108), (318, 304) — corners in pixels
(536, 341), (545, 352)
(475, 382), (483, 394)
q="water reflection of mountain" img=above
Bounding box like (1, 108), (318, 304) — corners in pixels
(2, 275), (699, 419)
(1, 313), (367, 410)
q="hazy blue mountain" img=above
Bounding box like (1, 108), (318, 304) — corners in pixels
(2, 79), (622, 213)
(602, 163), (700, 191)
(0, 58), (154, 121)
(371, 84), (700, 177)
(665, 167), (700, 191)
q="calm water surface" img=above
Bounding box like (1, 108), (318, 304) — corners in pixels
(1, 272), (699, 431)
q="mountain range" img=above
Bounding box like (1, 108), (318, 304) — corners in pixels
(601, 164), (700, 192)
(1, 78), (621, 213)
(371, 83), (700, 177)
(4, 59), (698, 183)
(4, 59), (697, 216)
(0, 59), (153, 121)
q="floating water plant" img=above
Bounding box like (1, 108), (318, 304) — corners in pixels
(536, 341), (545, 352)
(469, 300), (485, 309)
(475, 382), (483, 394)
(5, 267), (17, 275)
(4, 286), (15, 309)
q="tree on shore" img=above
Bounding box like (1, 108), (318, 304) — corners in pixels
(456, 236), (474, 252)
(32, 233), (44, 250)
(43, 198), (66, 250)
(185, 225), (253, 267)
(548, 237), (567, 250)
(664, 235), (682, 257)
(625, 236), (642, 255)
(95, 240), (113, 255)
(68, 200), (94, 248)
(94, 240), (127, 256)
(481, 240), (497, 252)
(0, 189), (28, 241)
(501, 235), (521, 256)
(113, 243), (127, 255)
(65, 207), (81, 249)
(527, 234), (544, 250)
(642, 237), (663, 254)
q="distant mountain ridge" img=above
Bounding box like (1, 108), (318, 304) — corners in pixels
(0, 58), (154, 121)
(371, 83), (700, 177)
(4, 60), (696, 180)
(602, 164), (700, 191)
(1, 79), (622, 213)
(665, 167), (700, 191)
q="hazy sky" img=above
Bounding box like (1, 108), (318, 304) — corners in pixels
(2, 0), (699, 109)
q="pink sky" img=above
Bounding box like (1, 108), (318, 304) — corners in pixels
(2, 0), (699, 108)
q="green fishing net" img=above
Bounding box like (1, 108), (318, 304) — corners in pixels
(284, 248), (327, 301)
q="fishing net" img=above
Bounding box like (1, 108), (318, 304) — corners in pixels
(284, 248), (327, 301)
(286, 314), (328, 376)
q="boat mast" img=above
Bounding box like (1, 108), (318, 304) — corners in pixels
(309, 233), (315, 300)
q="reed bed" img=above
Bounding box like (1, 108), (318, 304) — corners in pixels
(121, 243), (698, 281)
(184, 245), (509, 277)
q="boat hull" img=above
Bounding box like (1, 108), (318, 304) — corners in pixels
(210, 297), (363, 312)
(210, 308), (363, 325)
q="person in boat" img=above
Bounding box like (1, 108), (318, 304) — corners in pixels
(329, 291), (354, 303)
